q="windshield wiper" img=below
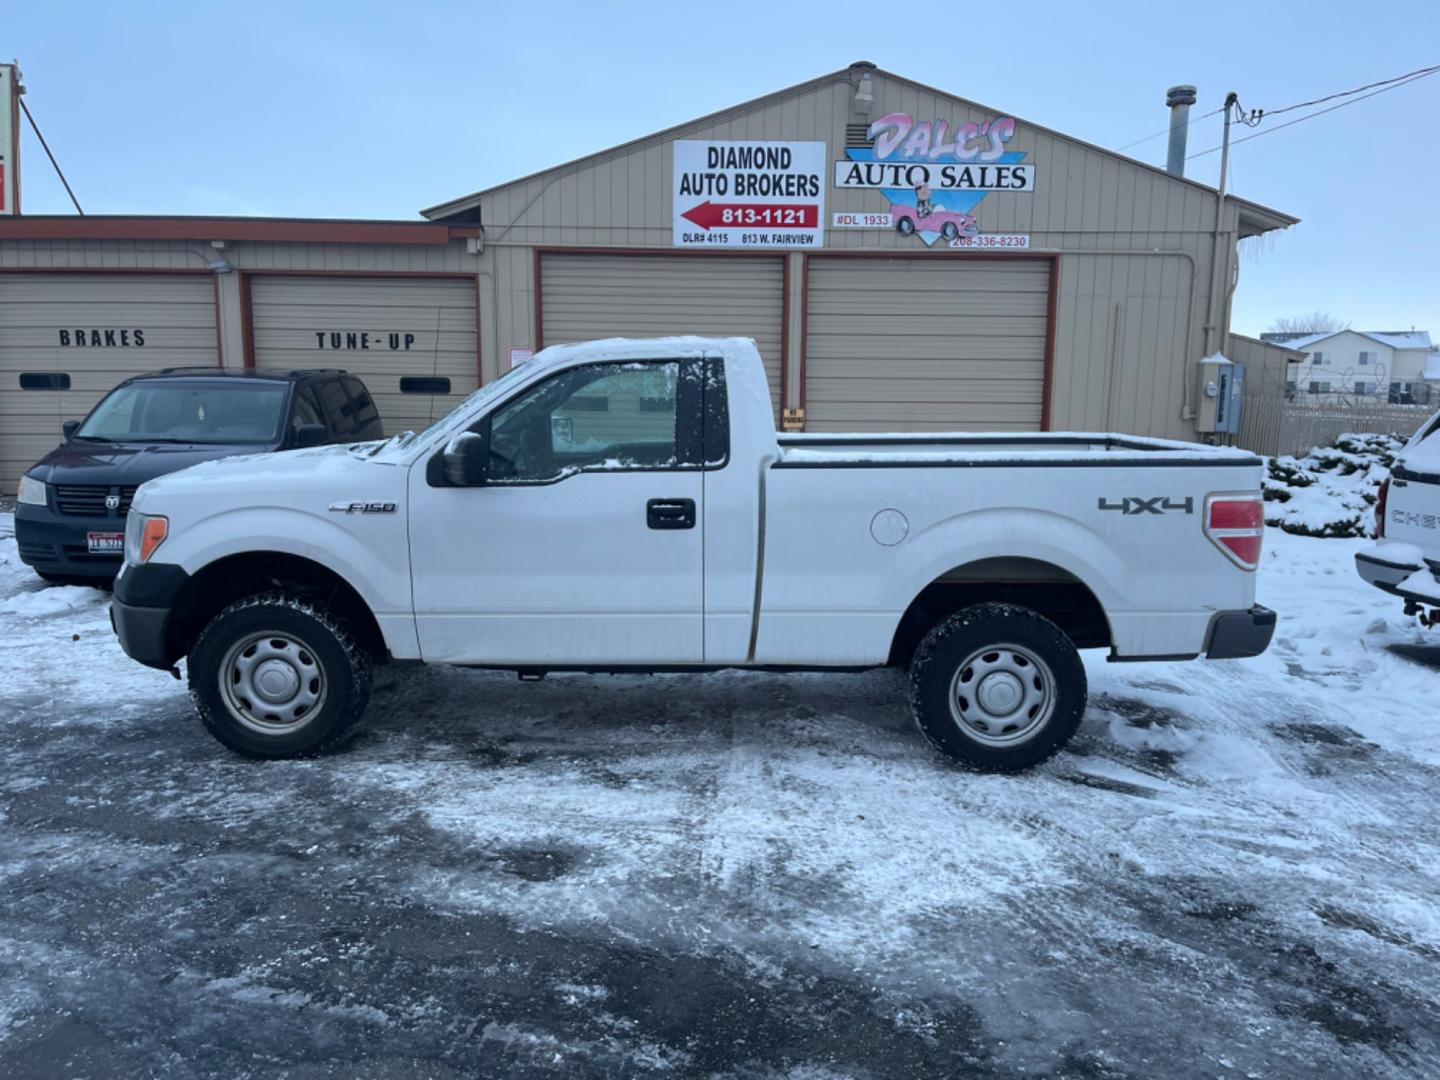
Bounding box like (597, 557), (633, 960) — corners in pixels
(70, 434), (113, 443)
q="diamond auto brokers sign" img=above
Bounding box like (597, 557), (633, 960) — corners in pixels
(673, 140), (825, 248)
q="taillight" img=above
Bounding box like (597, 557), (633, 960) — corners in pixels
(1205, 493), (1264, 570)
(1375, 477), (1389, 538)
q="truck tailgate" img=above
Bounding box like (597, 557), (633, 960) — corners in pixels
(1386, 464), (1440, 551)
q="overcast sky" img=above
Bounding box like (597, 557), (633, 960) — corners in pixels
(8, 0), (1439, 339)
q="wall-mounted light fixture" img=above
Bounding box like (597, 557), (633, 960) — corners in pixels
(853, 71), (874, 117)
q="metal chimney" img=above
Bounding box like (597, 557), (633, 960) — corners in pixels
(1165, 85), (1197, 176)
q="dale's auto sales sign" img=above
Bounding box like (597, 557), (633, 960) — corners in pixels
(673, 140), (826, 248)
(834, 113), (1035, 192)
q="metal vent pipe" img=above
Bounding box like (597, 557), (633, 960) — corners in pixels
(1165, 84), (1197, 175)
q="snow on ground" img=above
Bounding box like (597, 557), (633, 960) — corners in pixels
(1, 511), (1438, 1075)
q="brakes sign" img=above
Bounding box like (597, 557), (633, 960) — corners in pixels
(673, 140), (825, 249)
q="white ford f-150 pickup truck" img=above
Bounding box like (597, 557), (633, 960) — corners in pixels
(112, 336), (1275, 772)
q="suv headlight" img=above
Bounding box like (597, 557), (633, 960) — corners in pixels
(124, 511), (169, 564)
(17, 475), (47, 507)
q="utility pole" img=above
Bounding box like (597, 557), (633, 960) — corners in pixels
(1203, 91), (1239, 360)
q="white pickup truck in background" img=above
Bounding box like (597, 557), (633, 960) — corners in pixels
(111, 337), (1274, 772)
(1356, 409), (1440, 626)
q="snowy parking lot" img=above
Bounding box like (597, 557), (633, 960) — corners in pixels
(1, 512), (1438, 1077)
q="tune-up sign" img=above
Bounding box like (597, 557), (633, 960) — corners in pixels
(673, 140), (825, 248)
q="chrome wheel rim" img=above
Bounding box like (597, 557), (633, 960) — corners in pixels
(219, 631), (326, 735)
(948, 642), (1056, 747)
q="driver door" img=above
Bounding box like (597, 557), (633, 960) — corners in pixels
(408, 358), (705, 665)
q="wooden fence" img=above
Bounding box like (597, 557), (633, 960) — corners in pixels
(1237, 395), (1434, 457)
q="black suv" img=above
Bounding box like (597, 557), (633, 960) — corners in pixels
(15, 367), (382, 584)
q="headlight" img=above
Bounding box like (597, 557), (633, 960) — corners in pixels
(17, 475), (47, 507)
(124, 511), (169, 564)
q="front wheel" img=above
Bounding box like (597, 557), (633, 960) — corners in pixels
(909, 602), (1086, 772)
(187, 591), (372, 759)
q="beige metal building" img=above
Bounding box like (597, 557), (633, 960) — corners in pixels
(0, 62), (1297, 493)
(0, 218), (482, 491)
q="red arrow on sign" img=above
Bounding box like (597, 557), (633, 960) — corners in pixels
(681, 201), (818, 230)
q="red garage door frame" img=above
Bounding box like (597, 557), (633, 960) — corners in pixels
(799, 250), (1060, 432)
(532, 246), (792, 417)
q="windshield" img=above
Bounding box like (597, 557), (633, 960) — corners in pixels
(74, 381), (288, 445)
(370, 361), (536, 456)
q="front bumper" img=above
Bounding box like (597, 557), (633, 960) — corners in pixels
(15, 502), (126, 579)
(1205, 605), (1277, 660)
(110, 561), (191, 670)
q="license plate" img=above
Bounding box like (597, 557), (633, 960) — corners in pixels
(87, 532), (125, 555)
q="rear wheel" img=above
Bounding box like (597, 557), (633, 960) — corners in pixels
(909, 602), (1086, 772)
(187, 591), (372, 758)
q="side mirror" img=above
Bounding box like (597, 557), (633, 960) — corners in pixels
(62, 420), (79, 439)
(293, 423), (328, 449)
(443, 431), (488, 486)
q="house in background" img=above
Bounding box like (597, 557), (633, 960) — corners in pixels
(1261, 329), (1433, 404)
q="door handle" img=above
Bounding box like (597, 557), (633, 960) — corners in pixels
(647, 497), (696, 530)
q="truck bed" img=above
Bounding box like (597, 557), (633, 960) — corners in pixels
(775, 432), (1262, 469)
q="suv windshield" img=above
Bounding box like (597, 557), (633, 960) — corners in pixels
(74, 381), (288, 445)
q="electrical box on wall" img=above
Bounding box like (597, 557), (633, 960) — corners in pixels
(1196, 354), (1244, 434)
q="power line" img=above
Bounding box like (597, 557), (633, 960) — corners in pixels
(1188, 66), (1438, 159)
(1114, 106), (1224, 153)
(1117, 62), (1439, 159)
(18, 97), (83, 215)
(1261, 62), (1440, 119)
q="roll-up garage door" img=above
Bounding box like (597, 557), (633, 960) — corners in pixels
(804, 257), (1050, 431)
(250, 276), (477, 436)
(0, 273), (218, 494)
(539, 253), (784, 424)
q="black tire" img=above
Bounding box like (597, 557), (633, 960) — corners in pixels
(896, 216), (916, 236)
(941, 221), (959, 241)
(38, 570), (108, 589)
(909, 602), (1086, 773)
(187, 591), (372, 759)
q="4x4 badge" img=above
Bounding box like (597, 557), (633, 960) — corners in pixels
(1098, 496), (1194, 515)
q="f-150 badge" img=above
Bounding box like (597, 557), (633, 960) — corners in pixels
(1098, 496), (1194, 515)
(328, 501), (398, 514)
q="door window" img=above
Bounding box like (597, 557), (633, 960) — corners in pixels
(291, 387), (325, 432)
(487, 361), (680, 483)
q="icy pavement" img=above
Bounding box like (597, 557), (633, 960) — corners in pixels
(1, 514), (1438, 1077)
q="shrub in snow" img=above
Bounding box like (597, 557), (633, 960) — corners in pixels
(1262, 433), (1401, 538)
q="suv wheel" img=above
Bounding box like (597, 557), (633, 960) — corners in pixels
(187, 591), (372, 758)
(909, 602), (1086, 772)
